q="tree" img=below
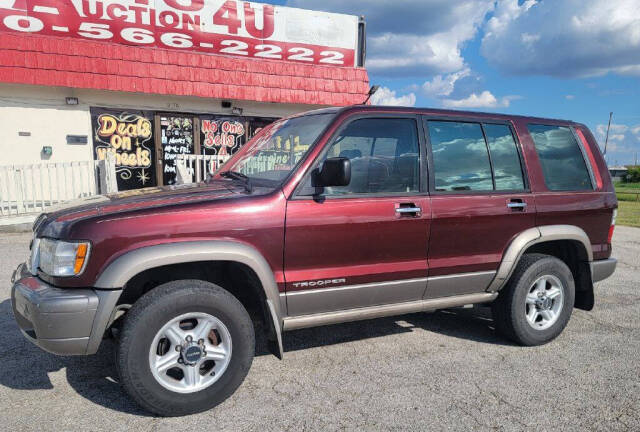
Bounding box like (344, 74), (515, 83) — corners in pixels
(623, 166), (640, 183)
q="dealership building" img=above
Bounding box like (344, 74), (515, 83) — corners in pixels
(0, 0), (369, 193)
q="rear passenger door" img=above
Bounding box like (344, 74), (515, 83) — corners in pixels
(523, 123), (611, 258)
(423, 118), (535, 298)
(284, 115), (431, 316)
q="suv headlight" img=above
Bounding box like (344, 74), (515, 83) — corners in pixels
(38, 239), (91, 276)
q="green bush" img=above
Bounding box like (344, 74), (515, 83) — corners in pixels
(617, 192), (639, 202)
(623, 166), (640, 183)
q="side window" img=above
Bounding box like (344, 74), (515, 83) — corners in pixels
(428, 121), (493, 191)
(307, 118), (420, 196)
(483, 124), (525, 190)
(528, 124), (592, 191)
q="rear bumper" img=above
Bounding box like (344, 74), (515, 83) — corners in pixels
(10, 263), (121, 356)
(591, 258), (617, 283)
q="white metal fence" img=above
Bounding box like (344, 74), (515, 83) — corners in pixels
(0, 153), (225, 218)
(177, 154), (230, 184)
(0, 161), (101, 216)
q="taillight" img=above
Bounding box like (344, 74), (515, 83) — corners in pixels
(607, 209), (617, 244)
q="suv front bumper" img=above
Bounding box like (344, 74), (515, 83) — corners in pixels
(10, 263), (121, 355)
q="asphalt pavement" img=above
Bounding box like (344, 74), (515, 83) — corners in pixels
(0, 227), (638, 431)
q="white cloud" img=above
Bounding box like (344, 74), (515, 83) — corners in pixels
(482, 0), (640, 77)
(565, 95), (575, 100)
(370, 87), (416, 107)
(521, 32), (540, 46)
(422, 68), (471, 97)
(484, 0), (537, 36)
(596, 123), (629, 138)
(441, 91), (519, 109)
(287, 0), (494, 77)
(593, 122), (640, 161)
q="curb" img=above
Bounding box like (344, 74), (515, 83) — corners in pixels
(0, 215), (36, 233)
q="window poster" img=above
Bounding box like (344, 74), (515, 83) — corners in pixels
(160, 116), (195, 186)
(90, 107), (157, 191)
(248, 117), (278, 138)
(200, 116), (246, 158)
(200, 116), (278, 157)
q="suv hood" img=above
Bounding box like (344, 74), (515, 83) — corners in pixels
(34, 182), (245, 236)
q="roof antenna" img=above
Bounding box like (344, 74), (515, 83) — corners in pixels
(362, 85), (380, 105)
(603, 111), (613, 161)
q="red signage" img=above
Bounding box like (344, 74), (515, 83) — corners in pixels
(0, 0), (359, 66)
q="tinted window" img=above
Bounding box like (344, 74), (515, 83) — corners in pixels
(528, 124), (592, 191)
(223, 114), (334, 183)
(311, 118), (420, 196)
(428, 121), (493, 191)
(484, 124), (525, 190)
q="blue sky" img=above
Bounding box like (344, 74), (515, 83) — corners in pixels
(277, 0), (640, 166)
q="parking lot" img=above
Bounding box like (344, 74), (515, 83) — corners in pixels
(0, 227), (638, 431)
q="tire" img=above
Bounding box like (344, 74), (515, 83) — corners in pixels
(491, 253), (575, 346)
(116, 280), (255, 416)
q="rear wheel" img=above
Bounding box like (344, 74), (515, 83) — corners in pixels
(116, 280), (255, 416)
(491, 253), (575, 346)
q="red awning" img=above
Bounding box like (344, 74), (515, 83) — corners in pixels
(0, 33), (370, 106)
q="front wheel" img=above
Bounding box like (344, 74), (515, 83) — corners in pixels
(116, 280), (255, 416)
(491, 253), (575, 346)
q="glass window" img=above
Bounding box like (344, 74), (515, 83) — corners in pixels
(528, 124), (592, 191)
(483, 124), (525, 191)
(221, 113), (334, 185)
(306, 118), (420, 196)
(428, 121), (493, 191)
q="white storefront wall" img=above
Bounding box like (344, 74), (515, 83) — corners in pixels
(0, 82), (324, 218)
(0, 82), (322, 166)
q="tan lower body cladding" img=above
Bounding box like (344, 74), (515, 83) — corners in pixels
(282, 292), (498, 331)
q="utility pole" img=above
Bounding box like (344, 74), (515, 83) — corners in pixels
(603, 111), (613, 161)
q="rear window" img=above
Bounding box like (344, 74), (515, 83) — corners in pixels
(527, 124), (593, 191)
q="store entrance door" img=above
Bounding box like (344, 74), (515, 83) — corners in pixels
(155, 114), (200, 186)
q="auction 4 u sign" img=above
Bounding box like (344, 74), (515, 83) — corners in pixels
(0, 0), (360, 67)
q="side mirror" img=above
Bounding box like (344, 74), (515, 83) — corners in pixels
(313, 157), (351, 187)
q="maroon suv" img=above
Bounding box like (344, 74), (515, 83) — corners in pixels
(11, 106), (617, 416)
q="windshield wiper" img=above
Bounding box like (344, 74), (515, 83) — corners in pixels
(220, 171), (253, 193)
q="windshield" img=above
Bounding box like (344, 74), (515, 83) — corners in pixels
(216, 113), (335, 185)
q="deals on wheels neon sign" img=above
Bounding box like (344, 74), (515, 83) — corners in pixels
(0, 0), (360, 67)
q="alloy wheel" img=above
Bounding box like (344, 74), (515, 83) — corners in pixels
(148, 312), (232, 394)
(524, 275), (564, 331)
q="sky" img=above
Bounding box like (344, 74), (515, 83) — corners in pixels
(277, 0), (640, 166)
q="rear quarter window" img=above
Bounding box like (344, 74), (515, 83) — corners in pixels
(527, 124), (593, 191)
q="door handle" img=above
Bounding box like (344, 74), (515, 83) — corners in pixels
(507, 202), (527, 209)
(507, 199), (527, 211)
(396, 205), (422, 217)
(396, 207), (422, 214)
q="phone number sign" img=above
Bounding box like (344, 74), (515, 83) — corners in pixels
(0, 0), (359, 67)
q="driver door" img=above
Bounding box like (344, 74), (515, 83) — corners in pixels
(283, 116), (431, 316)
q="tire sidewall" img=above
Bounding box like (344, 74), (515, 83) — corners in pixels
(510, 257), (575, 345)
(117, 281), (254, 416)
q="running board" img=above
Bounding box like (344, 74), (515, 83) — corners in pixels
(282, 292), (498, 331)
